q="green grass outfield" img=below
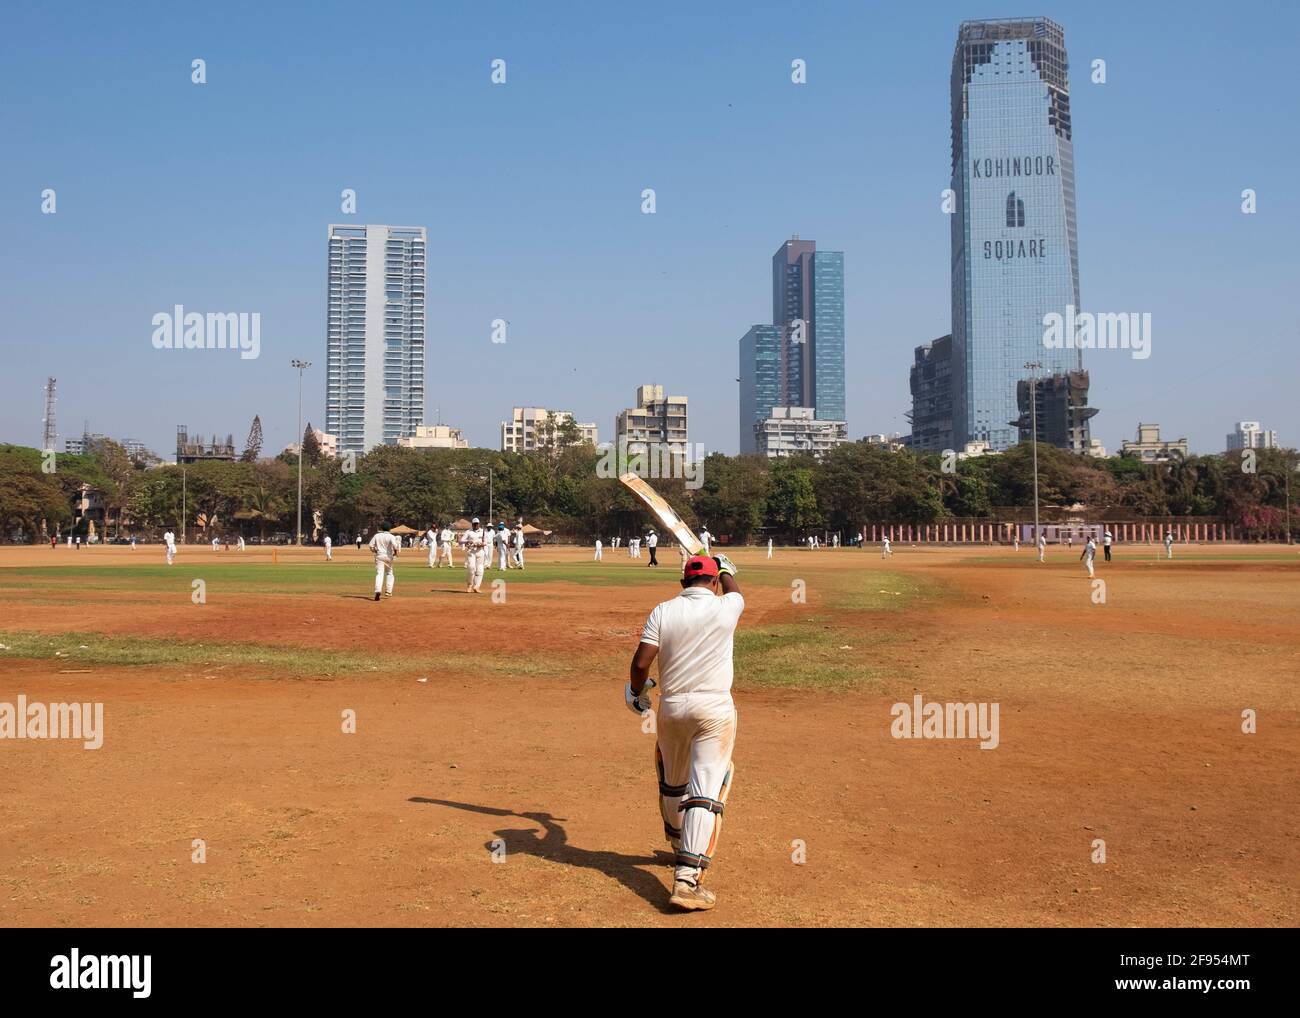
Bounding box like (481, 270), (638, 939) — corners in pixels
(0, 557), (937, 690)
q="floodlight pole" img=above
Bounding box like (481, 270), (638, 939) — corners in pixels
(292, 359), (312, 545)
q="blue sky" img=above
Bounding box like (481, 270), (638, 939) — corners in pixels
(2, 0), (1297, 459)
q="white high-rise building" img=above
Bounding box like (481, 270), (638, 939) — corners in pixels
(1226, 421), (1278, 450)
(326, 225), (426, 455)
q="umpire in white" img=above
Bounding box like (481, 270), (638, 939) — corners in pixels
(626, 551), (741, 911)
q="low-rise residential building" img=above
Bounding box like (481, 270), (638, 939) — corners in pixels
(754, 406), (847, 458)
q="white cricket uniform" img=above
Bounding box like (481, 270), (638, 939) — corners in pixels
(1037, 536), (1046, 562)
(369, 530), (400, 594)
(513, 528), (525, 568)
(641, 586), (744, 886)
(427, 529), (438, 567)
(699, 531), (712, 555)
(212, 537), (220, 551)
(882, 537), (891, 558)
(237, 536), (245, 551)
(497, 529), (509, 570)
(1082, 539), (1096, 577)
(438, 527), (454, 566)
(594, 539), (603, 561)
(461, 527), (487, 590)
(1165, 534), (1174, 559)
(164, 531), (177, 564)
(324, 535), (332, 560)
(767, 538), (773, 559)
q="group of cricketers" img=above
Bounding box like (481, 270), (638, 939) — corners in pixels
(361, 518), (527, 597)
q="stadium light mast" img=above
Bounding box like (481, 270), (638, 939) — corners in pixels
(291, 359), (312, 546)
(1025, 361), (1042, 555)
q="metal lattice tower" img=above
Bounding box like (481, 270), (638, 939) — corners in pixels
(42, 377), (57, 451)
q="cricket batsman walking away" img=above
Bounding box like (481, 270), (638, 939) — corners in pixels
(369, 524), (400, 601)
(626, 553), (743, 912)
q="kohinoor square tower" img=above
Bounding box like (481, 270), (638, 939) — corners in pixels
(950, 17), (1084, 451)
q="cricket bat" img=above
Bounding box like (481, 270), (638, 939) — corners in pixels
(618, 473), (704, 555)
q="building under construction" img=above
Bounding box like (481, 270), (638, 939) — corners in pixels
(1013, 370), (1097, 454)
(176, 426), (236, 464)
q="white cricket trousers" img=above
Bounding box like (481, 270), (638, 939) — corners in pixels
(498, 544), (508, 570)
(1085, 558), (1095, 578)
(655, 693), (737, 886)
(465, 550), (484, 590)
(439, 541), (454, 566)
(374, 559), (395, 594)
(428, 544), (436, 567)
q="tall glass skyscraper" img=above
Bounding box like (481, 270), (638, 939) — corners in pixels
(769, 237), (845, 422)
(738, 325), (780, 453)
(326, 224), (426, 455)
(950, 17), (1082, 451)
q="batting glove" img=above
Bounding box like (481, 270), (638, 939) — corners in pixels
(624, 678), (655, 715)
(713, 553), (738, 577)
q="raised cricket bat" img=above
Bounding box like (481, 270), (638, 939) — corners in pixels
(618, 473), (704, 555)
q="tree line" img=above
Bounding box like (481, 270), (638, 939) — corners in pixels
(1, 438), (1296, 543)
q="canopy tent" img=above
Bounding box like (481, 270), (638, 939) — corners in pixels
(389, 525), (418, 535)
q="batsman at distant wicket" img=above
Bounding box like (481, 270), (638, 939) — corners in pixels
(626, 552), (742, 912)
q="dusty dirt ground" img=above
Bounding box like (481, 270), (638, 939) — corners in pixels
(0, 543), (1296, 927)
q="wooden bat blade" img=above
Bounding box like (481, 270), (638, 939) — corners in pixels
(618, 473), (704, 554)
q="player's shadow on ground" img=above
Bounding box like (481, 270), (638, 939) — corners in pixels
(409, 797), (676, 912)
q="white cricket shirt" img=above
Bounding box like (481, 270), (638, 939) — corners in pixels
(640, 587), (744, 698)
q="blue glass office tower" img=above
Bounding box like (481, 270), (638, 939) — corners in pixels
(770, 238), (845, 423)
(950, 18), (1083, 451)
(738, 325), (780, 453)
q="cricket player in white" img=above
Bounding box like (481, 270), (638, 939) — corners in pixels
(1037, 532), (1046, 562)
(438, 525), (454, 567)
(627, 552), (742, 912)
(699, 528), (712, 555)
(1165, 531), (1175, 559)
(369, 525), (400, 600)
(766, 538), (773, 559)
(881, 536), (891, 558)
(646, 529), (659, 566)
(324, 534), (332, 560)
(594, 538), (603, 560)
(496, 524), (510, 570)
(1081, 536), (1097, 578)
(427, 527), (438, 568)
(237, 536), (245, 551)
(163, 530), (177, 565)
(212, 535), (220, 551)
(461, 518), (487, 592)
(512, 524), (525, 569)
